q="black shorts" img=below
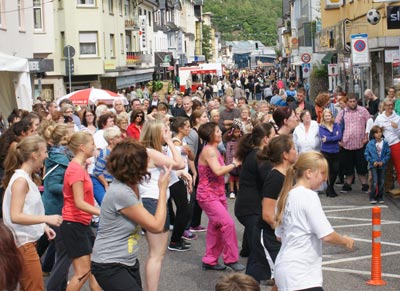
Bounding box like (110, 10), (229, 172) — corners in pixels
(91, 261), (142, 291)
(341, 146), (368, 176)
(60, 220), (95, 259)
(298, 288), (323, 291)
(142, 198), (170, 232)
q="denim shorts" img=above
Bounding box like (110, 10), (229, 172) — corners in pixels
(141, 198), (170, 232)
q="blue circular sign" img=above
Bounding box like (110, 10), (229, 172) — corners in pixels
(354, 40), (366, 52)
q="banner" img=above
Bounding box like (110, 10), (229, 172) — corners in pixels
(387, 6), (400, 29)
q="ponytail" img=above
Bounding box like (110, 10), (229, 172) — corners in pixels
(275, 165), (296, 227)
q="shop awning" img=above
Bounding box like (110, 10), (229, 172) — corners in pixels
(321, 52), (335, 64)
(190, 69), (217, 74)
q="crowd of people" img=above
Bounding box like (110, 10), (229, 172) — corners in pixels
(0, 71), (398, 291)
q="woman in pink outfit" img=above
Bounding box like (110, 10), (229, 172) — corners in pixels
(196, 122), (245, 272)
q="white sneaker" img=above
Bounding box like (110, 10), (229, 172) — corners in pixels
(229, 192), (236, 199)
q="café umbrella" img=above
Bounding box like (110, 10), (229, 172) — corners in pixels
(57, 88), (128, 106)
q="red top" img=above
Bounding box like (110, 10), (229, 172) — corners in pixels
(62, 161), (95, 225)
(126, 123), (142, 140)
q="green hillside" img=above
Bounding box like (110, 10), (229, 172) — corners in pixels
(203, 0), (282, 46)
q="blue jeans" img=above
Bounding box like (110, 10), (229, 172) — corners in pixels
(370, 167), (385, 201)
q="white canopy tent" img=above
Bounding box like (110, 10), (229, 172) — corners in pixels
(0, 52), (32, 118)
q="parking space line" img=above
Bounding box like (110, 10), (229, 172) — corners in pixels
(352, 237), (400, 247)
(322, 267), (400, 279)
(327, 216), (400, 223)
(332, 221), (400, 228)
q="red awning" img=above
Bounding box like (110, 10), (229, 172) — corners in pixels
(190, 69), (217, 74)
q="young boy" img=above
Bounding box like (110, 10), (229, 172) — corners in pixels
(364, 126), (391, 204)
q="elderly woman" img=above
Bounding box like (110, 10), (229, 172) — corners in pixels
(293, 110), (320, 153)
(234, 105), (253, 134)
(115, 112), (129, 139)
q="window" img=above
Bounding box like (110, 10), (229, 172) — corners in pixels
(108, 0), (114, 13)
(119, 0), (122, 15)
(79, 32), (98, 56)
(60, 31), (65, 53)
(148, 11), (151, 27)
(77, 0), (95, 5)
(139, 8), (142, 15)
(18, 0), (25, 31)
(76, 0), (96, 6)
(110, 34), (115, 57)
(33, 0), (43, 30)
(120, 33), (124, 54)
(124, 0), (129, 16)
(0, 0), (4, 28)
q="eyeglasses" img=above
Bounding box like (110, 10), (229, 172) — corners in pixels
(86, 114), (94, 117)
(65, 110), (73, 113)
(384, 104), (394, 107)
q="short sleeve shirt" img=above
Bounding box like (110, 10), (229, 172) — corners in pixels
(92, 180), (141, 266)
(62, 161), (95, 225)
(274, 186), (334, 291)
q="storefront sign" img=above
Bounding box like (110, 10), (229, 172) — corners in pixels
(387, 6), (400, 29)
(325, 0), (343, 9)
(104, 60), (116, 70)
(351, 34), (370, 65)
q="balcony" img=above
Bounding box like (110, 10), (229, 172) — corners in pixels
(125, 19), (139, 31)
(126, 52), (153, 67)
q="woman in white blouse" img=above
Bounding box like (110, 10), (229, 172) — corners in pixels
(293, 110), (320, 153)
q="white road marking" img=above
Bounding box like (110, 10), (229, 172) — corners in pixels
(322, 250), (400, 265)
(324, 205), (389, 213)
(327, 216), (399, 223)
(322, 267), (400, 279)
(352, 237), (400, 247)
(332, 221), (400, 228)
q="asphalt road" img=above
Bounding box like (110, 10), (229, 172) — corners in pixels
(45, 181), (400, 291)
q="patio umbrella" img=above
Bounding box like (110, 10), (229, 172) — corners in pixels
(57, 88), (128, 106)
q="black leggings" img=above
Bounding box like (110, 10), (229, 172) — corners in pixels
(169, 179), (191, 243)
(322, 151), (339, 188)
(299, 287), (324, 291)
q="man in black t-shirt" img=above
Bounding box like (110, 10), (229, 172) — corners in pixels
(364, 88), (380, 116)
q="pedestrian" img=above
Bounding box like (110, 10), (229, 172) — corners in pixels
(364, 126), (391, 204)
(91, 139), (171, 291)
(319, 109), (342, 197)
(274, 151), (354, 291)
(139, 118), (185, 291)
(0, 222), (23, 291)
(2, 135), (63, 291)
(215, 273), (260, 291)
(59, 132), (101, 291)
(223, 124), (243, 199)
(249, 135), (297, 287)
(197, 122), (245, 272)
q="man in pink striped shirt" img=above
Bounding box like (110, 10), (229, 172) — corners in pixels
(335, 93), (371, 193)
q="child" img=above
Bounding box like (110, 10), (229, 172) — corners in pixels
(364, 125), (391, 204)
(274, 151), (354, 291)
(215, 273), (260, 291)
(223, 124), (243, 199)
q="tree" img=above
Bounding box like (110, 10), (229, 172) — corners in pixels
(202, 24), (213, 62)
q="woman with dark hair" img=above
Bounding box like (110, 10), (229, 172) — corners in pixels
(0, 222), (23, 291)
(81, 108), (97, 134)
(127, 109), (145, 140)
(252, 135), (297, 288)
(234, 123), (275, 276)
(197, 122), (244, 272)
(91, 140), (171, 291)
(187, 109), (209, 233)
(272, 106), (298, 135)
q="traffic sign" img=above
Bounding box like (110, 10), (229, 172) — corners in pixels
(301, 53), (311, 63)
(302, 63), (311, 78)
(351, 34), (370, 65)
(63, 45), (75, 58)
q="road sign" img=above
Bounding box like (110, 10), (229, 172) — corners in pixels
(301, 53), (311, 63)
(351, 34), (370, 65)
(302, 63), (311, 78)
(63, 45), (75, 58)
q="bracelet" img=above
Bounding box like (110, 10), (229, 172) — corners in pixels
(231, 162), (237, 168)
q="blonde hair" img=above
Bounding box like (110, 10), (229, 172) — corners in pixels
(210, 109), (220, 118)
(320, 109), (334, 127)
(67, 131), (93, 155)
(215, 273), (260, 291)
(275, 151), (328, 227)
(140, 118), (164, 152)
(43, 123), (70, 146)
